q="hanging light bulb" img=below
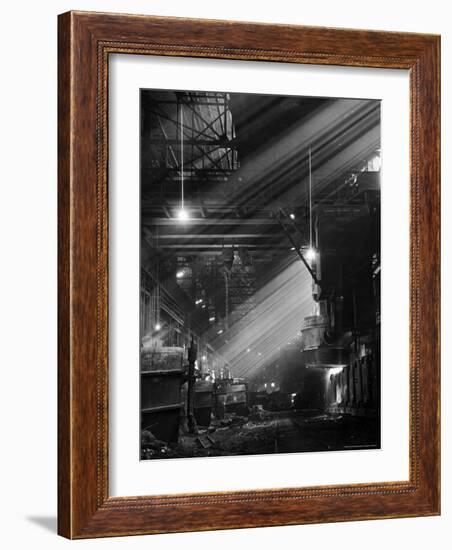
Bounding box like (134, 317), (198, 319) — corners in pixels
(307, 146), (315, 259)
(176, 101), (189, 223)
(154, 323), (161, 331)
(176, 208), (189, 222)
(303, 146), (318, 264)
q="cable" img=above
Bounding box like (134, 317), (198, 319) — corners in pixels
(309, 146), (312, 249)
(180, 102), (184, 210)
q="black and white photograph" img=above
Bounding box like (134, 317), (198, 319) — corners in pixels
(1, 0), (445, 545)
(140, 88), (381, 460)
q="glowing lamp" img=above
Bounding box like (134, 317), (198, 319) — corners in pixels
(176, 208), (189, 222)
(305, 247), (316, 261)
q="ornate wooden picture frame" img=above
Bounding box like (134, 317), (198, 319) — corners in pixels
(58, 11), (440, 539)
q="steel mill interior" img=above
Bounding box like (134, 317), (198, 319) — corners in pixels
(140, 89), (381, 460)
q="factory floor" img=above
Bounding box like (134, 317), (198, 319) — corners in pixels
(141, 410), (380, 460)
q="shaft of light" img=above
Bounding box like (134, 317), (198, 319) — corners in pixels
(208, 259), (314, 378)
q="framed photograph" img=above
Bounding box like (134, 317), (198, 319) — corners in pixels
(58, 11), (440, 538)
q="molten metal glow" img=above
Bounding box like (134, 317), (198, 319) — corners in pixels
(328, 367), (345, 375)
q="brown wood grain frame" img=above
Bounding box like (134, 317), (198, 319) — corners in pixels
(58, 10), (440, 539)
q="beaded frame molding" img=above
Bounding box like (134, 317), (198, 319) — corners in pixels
(58, 11), (440, 539)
